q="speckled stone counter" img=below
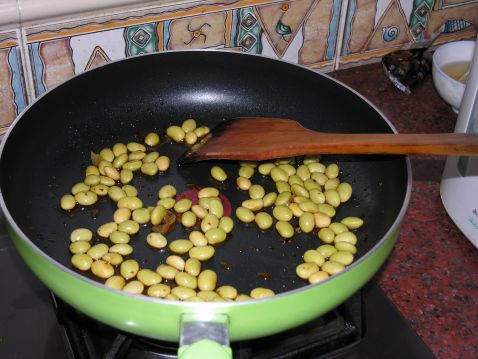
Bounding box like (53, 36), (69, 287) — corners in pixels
(331, 63), (478, 359)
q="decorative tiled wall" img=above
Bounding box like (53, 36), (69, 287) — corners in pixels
(0, 0), (477, 134)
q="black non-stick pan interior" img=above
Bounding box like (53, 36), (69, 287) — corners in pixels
(0, 51), (408, 295)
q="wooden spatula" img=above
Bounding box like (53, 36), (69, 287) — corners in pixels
(179, 117), (478, 163)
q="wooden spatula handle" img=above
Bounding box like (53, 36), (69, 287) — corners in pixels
(301, 132), (478, 156)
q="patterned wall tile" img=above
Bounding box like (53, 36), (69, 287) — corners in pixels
(339, 0), (477, 67)
(0, 31), (27, 135)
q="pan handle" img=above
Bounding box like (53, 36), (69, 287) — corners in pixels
(178, 313), (232, 359)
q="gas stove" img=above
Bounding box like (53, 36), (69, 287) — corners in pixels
(0, 222), (434, 359)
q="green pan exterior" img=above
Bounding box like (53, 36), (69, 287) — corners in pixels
(8, 222), (400, 342)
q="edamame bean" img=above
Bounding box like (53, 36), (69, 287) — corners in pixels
(109, 243), (133, 256)
(176, 272), (198, 289)
(100, 176), (115, 186)
(309, 189), (325, 204)
(291, 184), (309, 198)
(198, 187), (219, 198)
(71, 254), (93, 271)
(87, 243), (109, 260)
(169, 239), (193, 254)
(275, 191), (292, 206)
(318, 228), (335, 243)
(255, 212), (273, 230)
(288, 175), (303, 186)
(109, 231), (130, 244)
(127, 142), (146, 152)
(296, 165), (311, 181)
(278, 164), (296, 176)
(298, 200), (319, 213)
(69, 240), (91, 254)
(329, 222), (348, 235)
(97, 222), (118, 238)
(120, 259), (139, 280)
(340, 216), (364, 230)
(113, 208), (131, 224)
(157, 198), (175, 209)
(236, 207), (255, 223)
(113, 153), (129, 168)
(314, 212), (331, 228)
(325, 164), (339, 179)
(143, 151), (159, 163)
(303, 249), (325, 266)
(205, 228), (227, 244)
(158, 185), (176, 199)
(235, 294), (252, 301)
(289, 203), (304, 217)
(171, 286), (196, 300)
(91, 260), (115, 279)
(146, 232), (167, 249)
(137, 269), (162, 286)
(317, 203), (336, 217)
(330, 251), (354, 266)
(217, 285), (237, 299)
(324, 178), (340, 190)
(85, 165), (100, 176)
(303, 155), (320, 164)
(337, 182), (352, 202)
(236, 176), (252, 190)
(273, 205), (293, 221)
(166, 125), (185, 142)
(123, 281), (144, 294)
(70, 228), (93, 242)
(250, 288), (275, 299)
(185, 258), (201, 276)
(321, 261), (345, 275)
(197, 291), (219, 301)
(147, 284), (170, 298)
(317, 244), (337, 258)
(308, 271), (329, 284)
(181, 118), (197, 133)
(105, 276), (126, 290)
(84, 174), (100, 186)
(189, 245), (215, 261)
(117, 196), (143, 210)
(296, 262), (319, 279)
(334, 232), (357, 245)
(108, 186), (127, 202)
(273, 181), (288, 195)
(150, 205), (167, 225)
(242, 199), (263, 211)
(324, 189), (341, 208)
(102, 252), (123, 266)
(262, 192), (277, 207)
(104, 166), (120, 181)
(181, 211), (197, 228)
(218, 216), (234, 233)
(198, 270), (217, 291)
(60, 194), (76, 210)
(189, 231), (208, 246)
(249, 184), (265, 199)
(303, 178), (321, 191)
(185, 132), (197, 145)
(258, 163), (275, 175)
(75, 191), (98, 206)
(156, 264), (177, 280)
(201, 213), (219, 232)
(113, 143), (128, 157)
(72, 182), (90, 195)
(167, 255), (185, 270)
(122, 185), (138, 197)
(155, 156), (170, 172)
(174, 198), (192, 213)
(299, 212), (315, 233)
(98, 160), (113, 175)
(141, 162), (158, 176)
(211, 166), (227, 182)
(270, 167), (288, 182)
(334, 241), (357, 254)
(123, 160), (142, 171)
(144, 132), (160, 147)
(118, 220), (140, 234)
(307, 162), (326, 173)
(208, 198), (224, 218)
(194, 126), (210, 137)
(91, 184), (109, 196)
(238, 166), (255, 179)
(191, 204), (208, 219)
(275, 221), (294, 238)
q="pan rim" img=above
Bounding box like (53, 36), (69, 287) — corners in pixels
(0, 49), (412, 306)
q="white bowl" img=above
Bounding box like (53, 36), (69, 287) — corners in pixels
(432, 40), (475, 112)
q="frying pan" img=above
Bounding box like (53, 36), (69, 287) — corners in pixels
(0, 51), (411, 357)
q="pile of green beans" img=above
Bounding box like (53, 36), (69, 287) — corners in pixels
(233, 156), (364, 284)
(63, 125), (276, 301)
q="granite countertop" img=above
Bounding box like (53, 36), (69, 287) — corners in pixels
(331, 63), (478, 359)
